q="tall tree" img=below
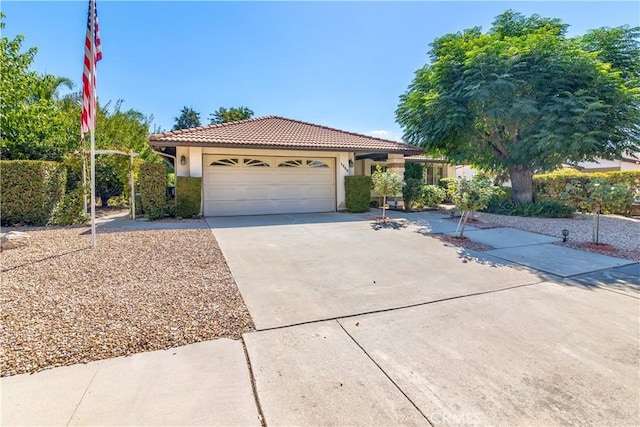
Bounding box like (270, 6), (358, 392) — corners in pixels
(396, 11), (640, 203)
(0, 14), (73, 160)
(209, 106), (254, 124)
(172, 106), (201, 130)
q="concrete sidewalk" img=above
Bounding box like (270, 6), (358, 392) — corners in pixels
(1, 339), (259, 426)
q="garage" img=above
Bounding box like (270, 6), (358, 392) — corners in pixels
(203, 155), (336, 216)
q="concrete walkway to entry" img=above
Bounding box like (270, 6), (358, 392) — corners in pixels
(2, 211), (638, 426)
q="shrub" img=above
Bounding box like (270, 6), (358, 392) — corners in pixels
(345, 176), (372, 213)
(561, 178), (634, 215)
(0, 160), (66, 226)
(535, 170), (640, 200)
(483, 197), (575, 218)
(49, 186), (88, 225)
(404, 162), (424, 181)
(439, 177), (459, 202)
(176, 177), (202, 218)
(422, 185), (446, 207)
(139, 163), (167, 220)
(403, 178), (424, 211)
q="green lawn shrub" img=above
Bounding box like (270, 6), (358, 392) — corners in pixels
(1, 160), (66, 226)
(561, 178), (634, 215)
(404, 162), (424, 181)
(535, 170), (639, 215)
(403, 178), (424, 211)
(422, 185), (446, 207)
(49, 186), (88, 225)
(139, 163), (167, 220)
(345, 176), (372, 213)
(535, 170), (640, 198)
(176, 177), (202, 218)
(439, 177), (459, 202)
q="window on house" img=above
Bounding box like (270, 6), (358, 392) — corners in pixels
(210, 158), (239, 166)
(244, 158), (270, 167)
(278, 160), (303, 167)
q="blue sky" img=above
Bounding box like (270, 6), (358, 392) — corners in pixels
(3, 1), (639, 140)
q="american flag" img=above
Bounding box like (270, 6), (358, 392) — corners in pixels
(81, 0), (102, 139)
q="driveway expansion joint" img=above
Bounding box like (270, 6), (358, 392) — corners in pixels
(336, 319), (434, 426)
(251, 281), (548, 333)
(65, 363), (100, 427)
(241, 337), (267, 427)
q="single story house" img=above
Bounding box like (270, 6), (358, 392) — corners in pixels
(148, 116), (422, 216)
(568, 154), (640, 172)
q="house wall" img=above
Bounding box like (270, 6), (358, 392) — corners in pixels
(576, 158), (640, 172)
(178, 146), (352, 211)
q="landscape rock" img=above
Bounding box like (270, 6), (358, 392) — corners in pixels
(1, 232), (31, 251)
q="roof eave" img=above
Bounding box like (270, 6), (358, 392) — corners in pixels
(148, 140), (422, 155)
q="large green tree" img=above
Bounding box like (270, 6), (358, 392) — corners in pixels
(209, 106), (254, 124)
(172, 106), (201, 130)
(396, 11), (640, 202)
(0, 14), (74, 160)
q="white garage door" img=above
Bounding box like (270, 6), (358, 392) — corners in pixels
(203, 155), (336, 216)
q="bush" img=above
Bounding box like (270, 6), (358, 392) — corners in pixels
(561, 178), (634, 215)
(403, 178), (423, 211)
(535, 170), (640, 215)
(139, 163), (167, 220)
(422, 185), (446, 207)
(1, 160), (66, 226)
(483, 197), (575, 218)
(176, 177), (202, 218)
(439, 177), (459, 202)
(404, 163), (424, 181)
(49, 186), (88, 225)
(453, 176), (492, 213)
(535, 170), (640, 200)
(345, 176), (372, 213)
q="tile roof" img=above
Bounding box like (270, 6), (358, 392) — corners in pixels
(148, 116), (422, 154)
(405, 154), (446, 162)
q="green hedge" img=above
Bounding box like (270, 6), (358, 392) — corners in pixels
(1, 160), (67, 226)
(139, 163), (167, 220)
(534, 170), (640, 200)
(534, 170), (640, 215)
(345, 176), (371, 213)
(176, 177), (202, 218)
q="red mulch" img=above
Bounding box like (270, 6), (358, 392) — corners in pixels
(434, 234), (494, 251)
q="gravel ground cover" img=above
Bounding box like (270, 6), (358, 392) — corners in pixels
(1, 226), (254, 377)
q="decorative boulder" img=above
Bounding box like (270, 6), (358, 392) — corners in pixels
(1, 231), (31, 251)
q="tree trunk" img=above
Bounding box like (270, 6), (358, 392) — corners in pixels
(458, 211), (471, 238)
(508, 165), (534, 203)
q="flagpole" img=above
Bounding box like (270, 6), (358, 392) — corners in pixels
(90, 0), (97, 248)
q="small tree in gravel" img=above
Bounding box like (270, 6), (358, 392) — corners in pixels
(372, 164), (404, 220)
(562, 178), (634, 244)
(453, 176), (492, 238)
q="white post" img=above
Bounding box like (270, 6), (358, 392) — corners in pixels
(90, 132), (96, 248)
(82, 150), (88, 215)
(130, 151), (135, 220)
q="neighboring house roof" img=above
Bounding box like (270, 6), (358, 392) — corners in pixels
(404, 154), (446, 162)
(149, 116), (422, 154)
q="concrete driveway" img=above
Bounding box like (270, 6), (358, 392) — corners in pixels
(211, 212), (639, 425)
(207, 212), (545, 330)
